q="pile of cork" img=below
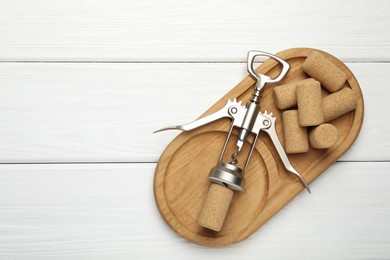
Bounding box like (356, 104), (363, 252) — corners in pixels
(273, 51), (357, 153)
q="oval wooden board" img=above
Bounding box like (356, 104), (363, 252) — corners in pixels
(154, 48), (364, 247)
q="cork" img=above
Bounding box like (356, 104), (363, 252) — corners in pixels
(302, 51), (347, 93)
(323, 87), (357, 122)
(282, 110), (309, 154)
(297, 80), (324, 126)
(198, 183), (234, 232)
(309, 123), (339, 149)
(273, 78), (317, 110)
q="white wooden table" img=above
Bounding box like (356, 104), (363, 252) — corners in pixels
(0, 1), (389, 259)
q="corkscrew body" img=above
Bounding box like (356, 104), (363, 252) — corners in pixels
(155, 51), (310, 193)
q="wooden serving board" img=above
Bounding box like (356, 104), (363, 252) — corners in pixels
(153, 48), (364, 247)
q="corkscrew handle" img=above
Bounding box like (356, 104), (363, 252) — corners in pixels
(247, 50), (291, 89)
(247, 51), (290, 103)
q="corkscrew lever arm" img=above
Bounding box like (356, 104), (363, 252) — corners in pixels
(262, 121), (311, 193)
(153, 100), (238, 133)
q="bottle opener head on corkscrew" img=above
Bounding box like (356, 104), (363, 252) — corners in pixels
(154, 51), (310, 231)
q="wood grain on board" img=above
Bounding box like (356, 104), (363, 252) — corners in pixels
(154, 48), (364, 246)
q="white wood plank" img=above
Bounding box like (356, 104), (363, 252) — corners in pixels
(0, 62), (387, 163)
(0, 0), (389, 61)
(0, 162), (388, 259)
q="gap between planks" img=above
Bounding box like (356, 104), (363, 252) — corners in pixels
(0, 161), (388, 165)
(0, 60), (389, 64)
